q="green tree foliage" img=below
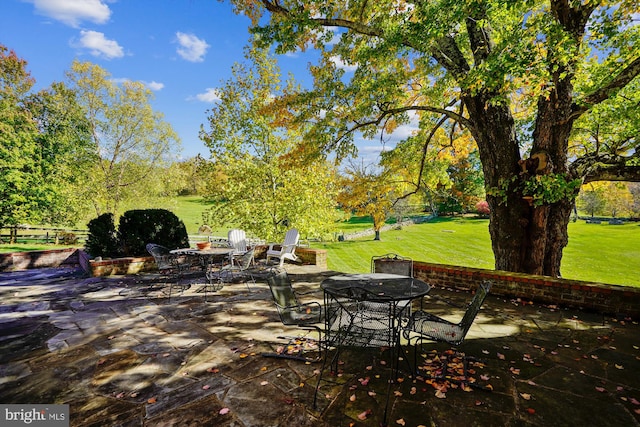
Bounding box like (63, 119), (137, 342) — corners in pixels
(65, 60), (181, 217)
(0, 45), (92, 229)
(199, 45), (340, 241)
(337, 163), (396, 240)
(0, 45), (38, 228)
(26, 81), (94, 225)
(226, 0), (640, 277)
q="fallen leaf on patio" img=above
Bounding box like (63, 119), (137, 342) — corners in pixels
(219, 408), (230, 415)
(202, 385), (210, 390)
(162, 353), (170, 357)
(366, 365), (373, 370)
(635, 409), (640, 415)
(591, 354), (599, 360)
(520, 393), (531, 400)
(368, 391), (376, 396)
(107, 335), (116, 340)
(357, 409), (372, 420)
(130, 392), (138, 398)
(510, 367), (521, 375)
(115, 392), (125, 399)
(475, 400), (483, 406)
(410, 387), (417, 395)
(595, 387), (606, 393)
(526, 408), (535, 415)
(397, 377), (404, 383)
(261, 366), (267, 371)
(260, 381), (269, 386)
(359, 377), (370, 386)
(394, 390), (403, 397)
(207, 367), (220, 373)
(396, 418), (406, 426)
(482, 349), (489, 354)
(299, 382), (304, 387)
(380, 360), (387, 365)
(615, 364), (624, 370)
(435, 389), (446, 399)
(147, 397), (157, 404)
(630, 397), (640, 405)
(617, 386), (624, 392)
(97, 358), (106, 365)
(497, 353), (505, 360)
(480, 374), (490, 381)
(462, 384), (473, 392)
(350, 394), (356, 402)
(239, 353), (248, 358)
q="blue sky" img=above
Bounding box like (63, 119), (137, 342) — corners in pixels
(1, 0), (410, 163)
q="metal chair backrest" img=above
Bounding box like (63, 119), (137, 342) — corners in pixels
(236, 247), (255, 270)
(227, 229), (247, 255)
(458, 281), (492, 338)
(146, 243), (173, 270)
(266, 269), (300, 310)
(371, 253), (413, 277)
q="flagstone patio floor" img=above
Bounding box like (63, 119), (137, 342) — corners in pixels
(0, 264), (639, 426)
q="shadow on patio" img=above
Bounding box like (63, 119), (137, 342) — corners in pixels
(0, 264), (638, 426)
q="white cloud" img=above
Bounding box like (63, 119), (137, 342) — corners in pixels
(76, 30), (124, 59)
(110, 78), (164, 91)
(175, 32), (210, 62)
(330, 55), (358, 72)
(28, 0), (111, 28)
(144, 81), (164, 91)
(191, 88), (221, 103)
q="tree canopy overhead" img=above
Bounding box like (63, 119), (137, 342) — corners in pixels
(226, 0), (640, 277)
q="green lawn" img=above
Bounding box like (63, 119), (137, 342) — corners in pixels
(312, 217), (640, 287)
(2, 196), (638, 287)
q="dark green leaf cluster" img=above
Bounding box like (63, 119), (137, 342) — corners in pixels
(118, 209), (189, 257)
(86, 209), (189, 258)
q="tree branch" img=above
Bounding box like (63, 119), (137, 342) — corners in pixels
(571, 152), (640, 183)
(572, 55), (640, 118)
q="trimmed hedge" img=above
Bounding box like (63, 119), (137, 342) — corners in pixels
(85, 209), (189, 258)
(118, 209), (189, 256)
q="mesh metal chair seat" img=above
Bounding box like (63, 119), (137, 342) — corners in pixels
(405, 281), (491, 345)
(403, 281), (492, 389)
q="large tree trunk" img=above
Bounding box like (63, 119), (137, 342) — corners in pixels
(464, 88), (576, 277)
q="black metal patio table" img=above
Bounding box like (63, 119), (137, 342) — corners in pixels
(317, 273), (431, 425)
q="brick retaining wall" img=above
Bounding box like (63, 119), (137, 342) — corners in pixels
(413, 261), (640, 319)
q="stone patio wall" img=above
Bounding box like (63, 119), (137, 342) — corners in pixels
(413, 261), (640, 319)
(0, 248), (89, 271)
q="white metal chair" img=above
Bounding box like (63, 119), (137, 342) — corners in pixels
(266, 228), (300, 266)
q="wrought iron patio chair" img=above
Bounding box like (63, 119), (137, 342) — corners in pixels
(371, 253), (413, 277)
(403, 280), (492, 387)
(266, 228), (299, 266)
(146, 243), (192, 301)
(219, 247), (256, 290)
(262, 268), (323, 361)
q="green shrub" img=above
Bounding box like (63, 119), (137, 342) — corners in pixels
(85, 213), (120, 258)
(118, 209), (189, 256)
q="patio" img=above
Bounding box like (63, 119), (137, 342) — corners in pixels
(0, 264), (639, 426)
